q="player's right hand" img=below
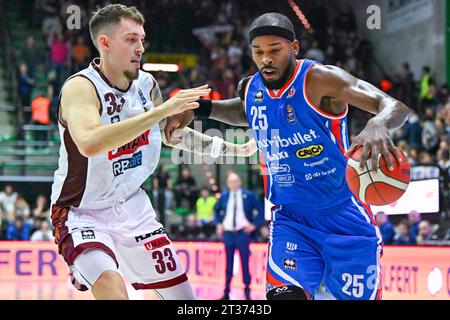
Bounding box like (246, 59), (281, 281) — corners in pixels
(161, 85), (210, 117)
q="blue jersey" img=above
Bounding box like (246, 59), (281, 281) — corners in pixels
(244, 59), (353, 210)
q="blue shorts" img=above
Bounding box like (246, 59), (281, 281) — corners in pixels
(266, 196), (383, 300)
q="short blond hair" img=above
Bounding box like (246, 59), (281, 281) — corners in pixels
(89, 4), (145, 49)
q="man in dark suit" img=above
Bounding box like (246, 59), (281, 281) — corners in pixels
(215, 172), (264, 300)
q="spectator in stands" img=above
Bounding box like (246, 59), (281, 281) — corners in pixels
(421, 107), (440, 154)
(41, 2), (62, 41)
(175, 167), (197, 211)
(0, 185), (18, 221)
(196, 187), (217, 226)
(47, 69), (60, 123)
(416, 220), (437, 245)
(419, 66), (436, 109)
(71, 35), (91, 73)
(393, 220), (416, 245)
(20, 36), (38, 78)
(401, 111), (422, 149)
(30, 218), (54, 241)
(14, 195), (31, 225)
(375, 211), (395, 244)
(18, 62), (35, 115)
(398, 62), (415, 109)
(195, 187), (217, 239)
(437, 84), (449, 106)
(31, 194), (50, 232)
(50, 32), (69, 86)
(152, 164), (174, 212)
(305, 40), (325, 63)
(437, 148), (450, 171)
(6, 217), (31, 241)
(32, 194), (49, 219)
(30, 91), (51, 140)
(408, 210), (422, 238)
(406, 146), (419, 166)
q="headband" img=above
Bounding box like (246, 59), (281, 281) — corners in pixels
(249, 26), (295, 43)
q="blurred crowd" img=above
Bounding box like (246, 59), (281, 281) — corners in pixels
(0, 184), (53, 241)
(376, 210), (449, 245)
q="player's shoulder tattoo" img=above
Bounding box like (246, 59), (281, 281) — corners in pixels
(148, 74), (163, 107)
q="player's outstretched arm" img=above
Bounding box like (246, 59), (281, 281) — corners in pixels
(209, 97), (248, 127)
(160, 122), (257, 158)
(163, 78), (251, 141)
(306, 64), (411, 171)
(61, 77), (210, 157)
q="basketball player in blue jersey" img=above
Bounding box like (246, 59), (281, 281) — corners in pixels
(166, 13), (410, 300)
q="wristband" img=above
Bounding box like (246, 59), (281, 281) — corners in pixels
(194, 99), (212, 119)
(210, 136), (224, 158)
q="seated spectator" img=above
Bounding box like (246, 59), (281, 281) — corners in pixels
(393, 220), (416, 245)
(416, 220), (438, 245)
(32, 194), (49, 219)
(14, 195), (31, 225)
(0, 185), (18, 221)
(437, 148), (450, 171)
(30, 219), (54, 241)
(31, 194), (50, 233)
(408, 210), (421, 238)
(6, 217), (31, 241)
(375, 211), (395, 244)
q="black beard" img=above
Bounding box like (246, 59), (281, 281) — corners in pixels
(260, 61), (296, 90)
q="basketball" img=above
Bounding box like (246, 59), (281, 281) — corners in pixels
(345, 146), (411, 206)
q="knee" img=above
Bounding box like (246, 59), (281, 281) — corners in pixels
(93, 271), (128, 300)
(266, 286), (311, 300)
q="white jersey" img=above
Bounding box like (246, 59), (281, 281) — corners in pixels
(51, 58), (162, 210)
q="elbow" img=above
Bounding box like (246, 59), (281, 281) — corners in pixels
(76, 140), (101, 158)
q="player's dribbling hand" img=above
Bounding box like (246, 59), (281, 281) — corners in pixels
(345, 118), (403, 173)
(162, 85), (210, 116)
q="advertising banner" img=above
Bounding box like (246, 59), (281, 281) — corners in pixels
(0, 241), (449, 299)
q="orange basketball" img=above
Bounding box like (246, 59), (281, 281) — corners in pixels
(345, 146), (411, 206)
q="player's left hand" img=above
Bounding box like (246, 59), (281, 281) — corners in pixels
(164, 110), (194, 143)
(345, 118), (402, 173)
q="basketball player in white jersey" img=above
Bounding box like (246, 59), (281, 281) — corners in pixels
(50, 4), (256, 300)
